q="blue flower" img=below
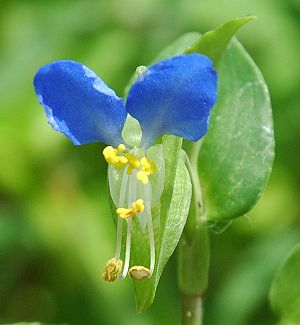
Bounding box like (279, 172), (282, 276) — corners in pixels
(33, 54), (217, 149)
(33, 54), (217, 281)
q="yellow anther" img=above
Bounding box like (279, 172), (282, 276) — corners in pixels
(102, 258), (123, 282)
(117, 144), (126, 152)
(103, 144), (128, 169)
(128, 265), (150, 280)
(103, 145), (156, 184)
(116, 199), (144, 219)
(136, 157), (156, 184)
(124, 152), (140, 175)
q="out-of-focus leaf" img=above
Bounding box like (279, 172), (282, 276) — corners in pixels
(186, 16), (255, 65)
(206, 230), (299, 325)
(130, 136), (191, 312)
(199, 38), (274, 221)
(270, 243), (300, 324)
(2, 323), (50, 325)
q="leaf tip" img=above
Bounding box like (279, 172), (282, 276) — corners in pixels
(224, 15), (257, 27)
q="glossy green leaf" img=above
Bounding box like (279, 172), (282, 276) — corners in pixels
(199, 38), (274, 221)
(270, 243), (300, 324)
(186, 16), (255, 65)
(131, 136), (192, 312)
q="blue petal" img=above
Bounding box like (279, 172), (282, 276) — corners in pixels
(34, 60), (126, 146)
(126, 54), (218, 147)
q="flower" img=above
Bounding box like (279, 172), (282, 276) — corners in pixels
(33, 54), (218, 281)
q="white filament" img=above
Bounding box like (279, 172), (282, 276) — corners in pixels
(115, 169), (128, 259)
(120, 171), (137, 278)
(144, 183), (155, 276)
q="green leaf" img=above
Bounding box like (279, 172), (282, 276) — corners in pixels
(131, 136), (192, 312)
(199, 38), (274, 221)
(186, 16), (256, 65)
(270, 243), (300, 324)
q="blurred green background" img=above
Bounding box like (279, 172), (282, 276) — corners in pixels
(0, 0), (299, 324)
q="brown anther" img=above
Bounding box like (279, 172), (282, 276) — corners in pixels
(128, 265), (150, 280)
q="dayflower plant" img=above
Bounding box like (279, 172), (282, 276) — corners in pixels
(33, 54), (217, 282)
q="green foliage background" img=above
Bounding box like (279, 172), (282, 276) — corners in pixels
(0, 0), (299, 324)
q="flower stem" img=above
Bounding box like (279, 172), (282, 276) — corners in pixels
(179, 219), (210, 325)
(181, 294), (203, 325)
(179, 142), (210, 325)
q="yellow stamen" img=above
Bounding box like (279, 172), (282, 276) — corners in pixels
(117, 144), (126, 152)
(103, 145), (156, 184)
(103, 144), (128, 169)
(124, 152), (140, 175)
(116, 199), (144, 219)
(128, 265), (150, 280)
(102, 258), (123, 282)
(136, 157), (156, 184)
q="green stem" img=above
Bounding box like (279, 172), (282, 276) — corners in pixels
(179, 141), (210, 325)
(179, 218), (210, 325)
(182, 294), (203, 325)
